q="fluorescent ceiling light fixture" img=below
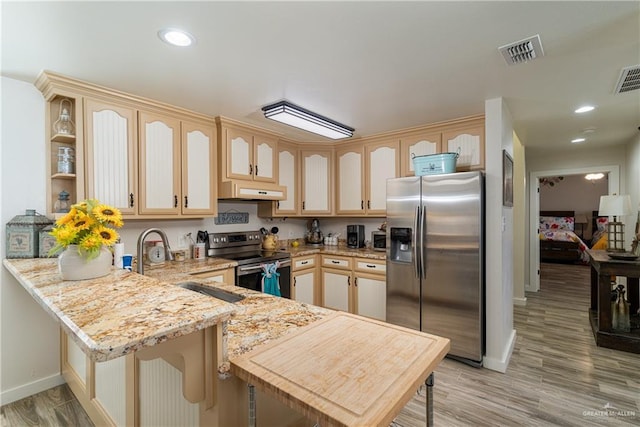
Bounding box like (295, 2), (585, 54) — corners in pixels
(262, 101), (354, 139)
(574, 105), (595, 113)
(585, 173), (604, 180)
(571, 138), (586, 143)
(158, 28), (195, 47)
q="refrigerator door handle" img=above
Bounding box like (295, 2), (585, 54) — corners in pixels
(414, 205), (421, 278)
(420, 200), (427, 279)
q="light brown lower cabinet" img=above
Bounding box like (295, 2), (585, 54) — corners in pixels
(60, 271), (305, 427)
(318, 255), (387, 321)
(291, 254), (318, 305)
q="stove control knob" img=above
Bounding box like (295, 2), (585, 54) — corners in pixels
(213, 237), (219, 243)
(221, 237), (227, 243)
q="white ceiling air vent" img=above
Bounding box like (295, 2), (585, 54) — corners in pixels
(614, 64), (640, 94)
(498, 34), (544, 66)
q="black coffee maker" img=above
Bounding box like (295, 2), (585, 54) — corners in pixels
(347, 225), (365, 248)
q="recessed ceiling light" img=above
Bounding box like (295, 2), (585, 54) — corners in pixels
(571, 138), (586, 143)
(574, 105), (595, 114)
(158, 28), (195, 47)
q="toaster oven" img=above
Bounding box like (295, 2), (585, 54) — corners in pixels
(371, 231), (386, 251)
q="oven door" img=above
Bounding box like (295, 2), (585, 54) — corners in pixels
(236, 259), (291, 299)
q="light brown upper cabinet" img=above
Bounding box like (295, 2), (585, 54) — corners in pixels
(300, 148), (333, 216)
(364, 139), (399, 215)
(400, 131), (442, 177)
(220, 124), (277, 183)
(399, 117), (485, 175)
(138, 111), (182, 215)
(335, 144), (364, 215)
(335, 139), (398, 217)
(84, 98), (138, 216)
(274, 141), (299, 215)
(88, 106), (216, 218)
(443, 124), (485, 171)
(180, 120), (217, 216)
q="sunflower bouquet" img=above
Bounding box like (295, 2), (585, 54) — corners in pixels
(49, 199), (123, 260)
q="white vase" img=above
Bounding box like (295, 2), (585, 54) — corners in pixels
(58, 244), (112, 281)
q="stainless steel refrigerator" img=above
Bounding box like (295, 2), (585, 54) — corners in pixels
(386, 171), (484, 366)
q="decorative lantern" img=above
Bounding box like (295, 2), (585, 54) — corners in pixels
(54, 190), (71, 213)
(53, 98), (75, 135)
(5, 209), (54, 258)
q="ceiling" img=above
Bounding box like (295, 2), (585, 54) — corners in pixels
(2, 1), (639, 154)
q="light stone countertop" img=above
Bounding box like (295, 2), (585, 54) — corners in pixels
(286, 244), (387, 260)
(3, 245), (382, 369)
(3, 256), (333, 369)
(3, 258), (237, 363)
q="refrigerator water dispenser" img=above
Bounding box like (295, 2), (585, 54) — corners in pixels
(390, 227), (412, 263)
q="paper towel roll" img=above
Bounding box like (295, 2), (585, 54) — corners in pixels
(114, 243), (125, 268)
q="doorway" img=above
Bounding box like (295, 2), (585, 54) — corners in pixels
(528, 165), (620, 292)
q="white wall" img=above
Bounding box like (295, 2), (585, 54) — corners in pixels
(512, 132), (526, 306)
(1, 77), (64, 404)
(483, 98), (516, 373)
(625, 133), (640, 250)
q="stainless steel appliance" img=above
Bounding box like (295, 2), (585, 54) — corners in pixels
(347, 224), (365, 248)
(208, 231), (291, 298)
(371, 231), (386, 251)
(305, 218), (324, 246)
(386, 172), (484, 366)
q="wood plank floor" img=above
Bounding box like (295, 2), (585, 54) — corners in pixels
(2, 263), (638, 426)
(394, 262), (640, 426)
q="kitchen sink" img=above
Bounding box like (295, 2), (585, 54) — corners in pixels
(177, 282), (244, 303)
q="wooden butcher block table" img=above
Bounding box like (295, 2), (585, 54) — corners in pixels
(231, 311), (450, 427)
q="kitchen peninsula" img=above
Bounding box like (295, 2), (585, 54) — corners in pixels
(3, 258), (449, 426)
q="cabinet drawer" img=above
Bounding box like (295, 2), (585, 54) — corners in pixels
(354, 259), (386, 275)
(292, 255), (316, 271)
(322, 255), (352, 270)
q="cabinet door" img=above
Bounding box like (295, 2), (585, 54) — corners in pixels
(354, 274), (386, 321)
(444, 126), (484, 171)
(322, 269), (351, 312)
(400, 132), (442, 176)
(253, 135), (276, 183)
(292, 270), (316, 305)
(84, 98), (137, 215)
(226, 128), (253, 180)
(275, 143), (298, 215)
(181, 120), (216, 216)
(301, 150), (332, 215)
(365, 140), (398, 215)
(138, 111), (181, 215)
(336, 147), (364, 215)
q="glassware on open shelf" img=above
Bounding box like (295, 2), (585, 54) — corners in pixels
(57, 146), (74, 174)
(53, 98), (75, 135)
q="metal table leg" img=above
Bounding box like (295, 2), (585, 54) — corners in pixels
(425, 373), (434, 427)
(248, 383), (256, 427)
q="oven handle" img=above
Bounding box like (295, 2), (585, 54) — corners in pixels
(237, 259), (291, 274)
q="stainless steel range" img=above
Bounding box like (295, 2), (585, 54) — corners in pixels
(207, 231), (291, 298)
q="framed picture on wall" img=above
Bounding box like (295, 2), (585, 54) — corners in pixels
(503, 150), (513, 207)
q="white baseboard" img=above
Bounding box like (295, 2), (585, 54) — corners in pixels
(513, 296), (527, 306)
(0, 373), (65, 406)
(483, 329), (516, 373)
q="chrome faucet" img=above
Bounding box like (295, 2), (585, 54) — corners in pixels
(136, 228), (175, 275)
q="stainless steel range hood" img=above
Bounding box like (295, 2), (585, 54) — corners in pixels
(218, 180), (287, 201)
